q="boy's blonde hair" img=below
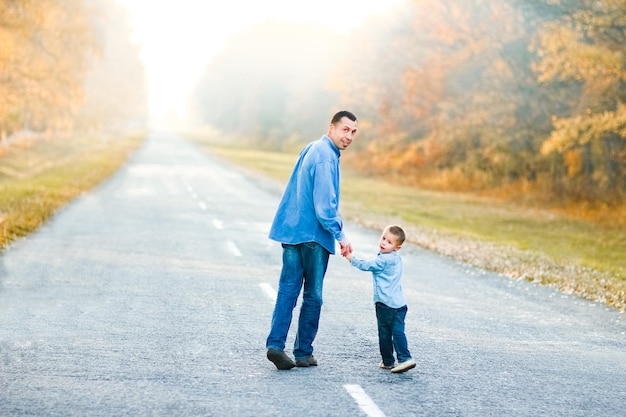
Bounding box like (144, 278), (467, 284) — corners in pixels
(387, 225), (406, 245)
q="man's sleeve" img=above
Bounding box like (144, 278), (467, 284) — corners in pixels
(312, 161), (345, 242)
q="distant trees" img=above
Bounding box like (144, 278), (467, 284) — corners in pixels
(188, 22), (341, 150)
(77, 0), (148, 132)
(189, 0), (625, 203)
(0, 0), (147, 141)
(337, 0), (546, 187)
(341, 0), (625, 202)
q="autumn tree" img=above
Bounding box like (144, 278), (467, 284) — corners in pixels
(0, 0), (146, 141)
(532, 0), (626, 200)
(334, 0), (624, 203)
(0, 0), (97, 137)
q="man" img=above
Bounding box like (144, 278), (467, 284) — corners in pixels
(266, 110), (358, 370)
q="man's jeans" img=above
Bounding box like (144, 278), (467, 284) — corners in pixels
(266, 242), (330, 359)
(375, 302), (412, 365)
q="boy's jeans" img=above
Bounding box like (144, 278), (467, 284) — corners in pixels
(266, 242), (330, 359)
(375, 302), (412, 365)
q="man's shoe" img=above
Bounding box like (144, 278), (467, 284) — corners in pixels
(379, 361), (394, 370)
(391, 359), (416, 373)
(267, 349), (296, 370)
(295, 356), (318, 367)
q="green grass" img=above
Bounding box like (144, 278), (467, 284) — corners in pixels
(183, 132), (625, 310)
(342, 177), (625, 275)
(0, 133), (145, 250)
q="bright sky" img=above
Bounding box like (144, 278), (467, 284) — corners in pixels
(116, 0), (402, 124)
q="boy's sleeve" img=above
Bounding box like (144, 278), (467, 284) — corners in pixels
(350, 254), (386, 272)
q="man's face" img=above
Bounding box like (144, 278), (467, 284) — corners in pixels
(328, 117), (357, 150)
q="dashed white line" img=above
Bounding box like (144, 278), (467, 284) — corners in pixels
(259, 283), (277, 301)
(259, 280), (385, 417)
(344, 385), (386, 417)
(213, 219), (223, 229)
(226, 240), (242, 257)
(198, 201), (207, 210)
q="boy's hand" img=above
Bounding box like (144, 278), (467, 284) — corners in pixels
(345, 252), (353, 262)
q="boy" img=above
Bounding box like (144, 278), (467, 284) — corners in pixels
(345, 225), (416, 373)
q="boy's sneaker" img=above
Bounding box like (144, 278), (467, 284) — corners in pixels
(295, 356), (318, 367)
(391, 359), (416, 373)
(379, 362), (394, 370)
(267, 349), (296, 370)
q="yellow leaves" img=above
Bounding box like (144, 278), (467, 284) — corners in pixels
(541, 103), (626, 155)
(532, 0), (626, 86)
(0, 0), (101, 133)
(533, 23), (624, 84)
(541, 115), (583, 155)
(535, 1), (626, 196)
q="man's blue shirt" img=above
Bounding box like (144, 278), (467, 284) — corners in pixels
(268, 135), (345, 254)
(350, 251), (407, 308)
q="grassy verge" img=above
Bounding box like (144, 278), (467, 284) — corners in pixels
(0, 133), (145, 250)
(183, 132), (625, 311)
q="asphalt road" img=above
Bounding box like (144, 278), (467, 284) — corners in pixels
(0, 132), (624, 417)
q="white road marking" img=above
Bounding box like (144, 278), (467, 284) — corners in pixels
(259, 283), (277, 302)
(213, 219), (223, 229)
(344, 385), (386, 417)
(198, 201), (207, 210)
(227, 240), (242, 257)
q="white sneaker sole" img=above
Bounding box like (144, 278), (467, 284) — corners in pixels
(391, 360), (416, 373)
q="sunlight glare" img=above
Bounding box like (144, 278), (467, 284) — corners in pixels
(116, 0), (402, 126)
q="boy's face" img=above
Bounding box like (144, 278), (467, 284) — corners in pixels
(378, 229), (401, 254)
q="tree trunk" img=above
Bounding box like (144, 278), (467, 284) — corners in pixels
(581, 142), (594, 199)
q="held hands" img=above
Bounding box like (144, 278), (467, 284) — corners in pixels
(339, 238), (353, 260)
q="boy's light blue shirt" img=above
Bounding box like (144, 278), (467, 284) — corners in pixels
(268, 135), (345, 255)
(350, 251), (407, 308)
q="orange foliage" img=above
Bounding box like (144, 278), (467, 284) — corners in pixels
(564, 149), (583, 177)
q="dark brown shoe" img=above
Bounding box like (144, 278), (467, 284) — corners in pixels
(295, 356), (318, 367)
(267, 349), (296, 370)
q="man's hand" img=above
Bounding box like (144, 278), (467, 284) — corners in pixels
(339, 238), (353, 257)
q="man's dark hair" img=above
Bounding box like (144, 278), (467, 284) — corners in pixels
(331, 110), (357, 125)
